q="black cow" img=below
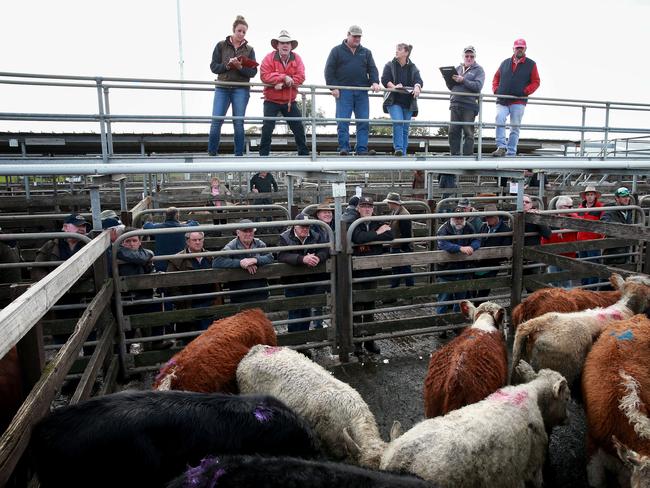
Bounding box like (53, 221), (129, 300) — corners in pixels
(31, 391), (320, 488)
(166, 455), (437, 488)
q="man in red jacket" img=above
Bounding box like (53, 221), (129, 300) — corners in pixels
(491, 38), (540, 157)
(576, 186), (604, 286)
(259, 30), (309, 156)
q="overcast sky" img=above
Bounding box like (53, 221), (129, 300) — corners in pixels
(2, 0), (650, 141)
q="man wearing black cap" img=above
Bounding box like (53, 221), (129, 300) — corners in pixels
(32, 214), (89, 281)
(602, 187), (634, 265)
(277, 213), (330, 332)
(350, 197), (394, 355)
(342, 196), (361, 224)
(212, 219), (274, 303)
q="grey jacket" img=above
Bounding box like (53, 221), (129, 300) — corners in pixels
(212, 237), (274, 269)
(448, 63), (485, 112)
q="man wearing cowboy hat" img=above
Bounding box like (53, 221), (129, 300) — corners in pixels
(576, 186), (604, 285)
(383, 192), (414, 288)
(259, 30), (309, 157)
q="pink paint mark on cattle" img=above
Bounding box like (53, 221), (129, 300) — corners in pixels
(263, 346), (282, 356)
(488, 389), (529, 407)
(599, 308), (624, 321)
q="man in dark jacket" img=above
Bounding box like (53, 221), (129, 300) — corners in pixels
(277, 214), (330, 332)
(435, 206), (481, 314)
(324, 25), (380, 156)
(474, 204), (511, 301)
(383, 192), (414, 288)
(143, 207), (199, 272)
(342, 196), (360, 224)
(167, 231), (217, 331)
(602, 187), (635, 265)
(350, 197), (393, 355)
(491, 38), (540, 157)
(522, 195), (552, 289)
(249, 171), (278, 205)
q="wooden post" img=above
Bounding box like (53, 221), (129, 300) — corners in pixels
(334, 225), (353, 362)
(10, 285), (44, 398)
(510, 211), (525, 335)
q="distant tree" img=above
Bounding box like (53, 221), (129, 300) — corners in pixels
(370, 117), (392, 136)
(435, 126), (449, 137)
(296, 99), (326, 133)
(245, 126), (260, 135)
(409, 126), (430, 137)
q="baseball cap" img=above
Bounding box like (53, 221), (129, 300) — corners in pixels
(615, 187), (631, 197)
(238, 218), (256, 230)
(358, 196), (374, 206)
(64, 214), (88, 226)
(348, 25), (363, 36)
(457, 198), (471, 207)
(513, 38), (527, 48)
(294, 213), (312, 225)
(348, 196), (360, 207)
(463, 45), (476, 54)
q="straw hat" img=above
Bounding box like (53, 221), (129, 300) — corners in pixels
(579, 185), (601, 199)
(383, 192), (403, 205)
(271, 30), (298, 50)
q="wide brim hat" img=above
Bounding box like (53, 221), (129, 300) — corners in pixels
(383, 192), (403, 205)
(579, 185), (601, 199)
(315, 203), (333, 212)
(271, 30), (298, 50)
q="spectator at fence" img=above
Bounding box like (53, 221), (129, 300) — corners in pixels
(342, 196), (360, 224)
(474, 204), (511, 301)
(259, 30), (309, 157)
(250, 171), (278, 205)
(383, 192), (414, 288)
(576, 186), (605, 285)
(0, 226), (21, 290)
(102, 217), (125, 277)
(541, 196), (578, 288)
(202, 176), (232, 208)
(143, 207), (199, 272)
(350, 196), (393, 356)
(601, 186), (634, 265)
(311, 203), (334, 241)
(212, 219), (274, 304)
(491, 38), (540, 157)
(167, 231), (219, 331)
(32, 214), (89, 281)
(448, 45), (485, 157)
(324, 24), (380, 156)
(456, 198), (483, 233)
(522, 194), (552, 288)
(117, 227), (170, 350)
(277, 213), (330, 332)
(381, 42), (423, 157)
(412, 170), (425, 199)
(435, 206), (481, 315)
(208, 15), (257, 157)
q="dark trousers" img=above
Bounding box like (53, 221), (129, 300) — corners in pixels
(449, 105), (476, 155)
(474, 269), (499, 302)
(389, 248), (415, 287)
(259, 101), (309, 156)
(285, 285), (319, 332)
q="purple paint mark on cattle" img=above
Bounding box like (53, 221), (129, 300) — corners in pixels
(263, 346), (282, 355)
(154, 358), (177, 384)
(254, 404), (274, 423)
(208, 468), (226, 488)
(488, 389), (529, 406)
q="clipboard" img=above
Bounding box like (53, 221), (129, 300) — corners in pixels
(238, 55), (259, 68)
(439, 66), (459, 89)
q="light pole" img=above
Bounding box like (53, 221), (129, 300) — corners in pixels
(176, 0), (187, 134)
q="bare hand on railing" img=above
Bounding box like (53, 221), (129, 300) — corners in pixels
(284, 75), (294, 87)
(240, 257), (258, 274)
(460, 246), (474, 256)
(302, 253), (320, 267)
(370, 83), (380, 93)
(413, 84), (421, 98)
(331, 88), (340, 99)
(376, 224), (392, 234)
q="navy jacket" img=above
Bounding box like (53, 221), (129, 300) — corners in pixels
(143, 219), (199, 271)
(436, 221), (481, 272)
(324, 41), (379, 87)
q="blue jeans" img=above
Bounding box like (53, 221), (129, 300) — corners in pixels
(388, 104), (412, 153)
(579, 249), (602, 286)
(435, 275), (468, 315)
(389, 248), (415, 287)
(495, 103), (526, 156)
(208, 87), (250, 156)
(336, 89), (370, 153)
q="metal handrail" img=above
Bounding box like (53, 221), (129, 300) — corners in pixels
(131, 204), (290, 227)
(435, 195), (545, 212)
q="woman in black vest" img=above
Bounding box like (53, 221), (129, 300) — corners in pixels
(208, 15), (257, 157)
(381, 43), (423, 156)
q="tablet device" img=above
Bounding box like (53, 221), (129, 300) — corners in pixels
(439, 66), (459, 89)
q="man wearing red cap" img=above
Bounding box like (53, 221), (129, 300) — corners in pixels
(491, 38), (540, 157)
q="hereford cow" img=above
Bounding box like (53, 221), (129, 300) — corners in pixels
(237, 345), (388, 469)
(31, 391), (319, 488)
(166, 455), (435, 488)
(381, 361), (570, 488)
(511, 275), (621, 327)
(511, 274), (650, 387)
(154, 308), (277, 392)
(582, 314), (650, 487)
(423, 301), (507, 418)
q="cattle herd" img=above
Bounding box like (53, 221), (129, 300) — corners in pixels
(25, 274), (650, 487)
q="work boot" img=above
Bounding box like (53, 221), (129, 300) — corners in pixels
(492, 147), (507, 157)
(363, 341), (381, 354)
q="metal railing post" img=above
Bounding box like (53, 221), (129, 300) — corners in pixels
(603, 102), (610, 160)
(477, 93), (483, 160)
(119, 178), (128, 211)
(103, 86), (114, 156)
(310, 86), (317, 160)
(89, 185), (102, 231)
(95, 77), (109, 163)
(580, 105), (586, 157)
